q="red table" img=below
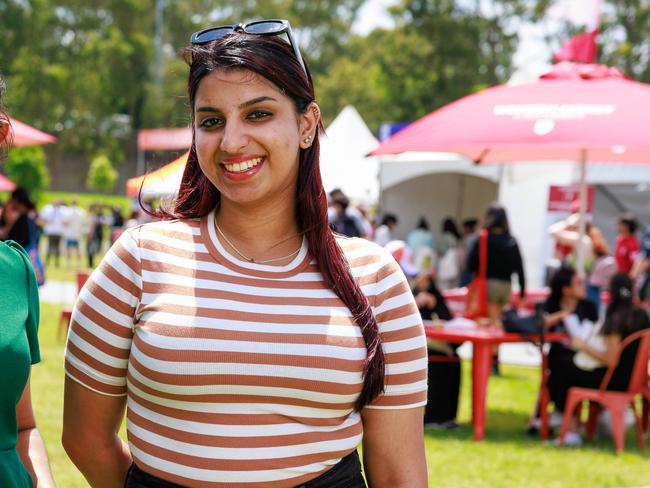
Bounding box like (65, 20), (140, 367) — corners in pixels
(424, 322), (566, 441)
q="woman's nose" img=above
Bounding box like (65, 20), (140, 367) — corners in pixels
(219, 121), (249, 154)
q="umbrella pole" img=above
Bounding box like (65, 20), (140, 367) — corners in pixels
(576, 149), (588, 275)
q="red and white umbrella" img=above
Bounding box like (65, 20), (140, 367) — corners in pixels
(371, 62), (650, 271)
(0, 173), (16, 192)
(8, 116), (57, 147)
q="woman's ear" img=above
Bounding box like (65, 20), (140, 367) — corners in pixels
(299, 102), (320, 149)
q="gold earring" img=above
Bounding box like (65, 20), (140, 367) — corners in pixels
(303, 136), (312, 144)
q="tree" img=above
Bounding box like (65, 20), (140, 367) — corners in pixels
(86, 154), (118, 193)
(316, 0), (521, 131)
(4, 146), (50, 196)
(533, 0), (650, 83)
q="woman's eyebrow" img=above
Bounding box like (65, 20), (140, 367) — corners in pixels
(195, 96), (278, 114)
(238, 96), (277, 109)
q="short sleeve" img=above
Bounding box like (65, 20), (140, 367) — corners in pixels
(365, 247), (428, 409)
(64, 228), (142, 396)
(6, 241), (41, 364)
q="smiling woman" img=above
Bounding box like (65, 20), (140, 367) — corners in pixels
(61, 20), (428, 488)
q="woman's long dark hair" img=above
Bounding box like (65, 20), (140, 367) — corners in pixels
(601, 273), (642, 338)
(484, 202), (510, 234)
(0, 76), (11, 159)
(156, 32), (384, 410)
(548, 264), (576, 304)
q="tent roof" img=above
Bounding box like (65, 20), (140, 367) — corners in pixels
(319, 105), (379, 202)
(126, 151), (188, 198)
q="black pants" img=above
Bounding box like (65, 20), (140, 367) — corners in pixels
(124, 451), (366, 488)
(424, 349), (461, 423)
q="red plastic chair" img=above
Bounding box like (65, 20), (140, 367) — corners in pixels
(559, 328), (650, 453)
(57, 271), (91, 341)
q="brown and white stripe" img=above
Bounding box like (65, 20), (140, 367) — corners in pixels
(64, 210), (427, 487)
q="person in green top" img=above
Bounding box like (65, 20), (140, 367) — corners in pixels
(0, 76), (55, 487)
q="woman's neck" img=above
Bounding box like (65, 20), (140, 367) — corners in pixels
(215, 199), (301, 262)
(561, 295), (578, 311)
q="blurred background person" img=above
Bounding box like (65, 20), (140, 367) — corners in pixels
(330, 196), (363, 237)
(109, 205), (124, 244)
(373, 213), (398, 246)
(39, 198), (67, 267)
(458, 217), (479, 287)
(1, 188), (45, 287)
(543, 264), (598, 434)
(467, 204), (525, 326)
(327, 188), (369, 238)
(63, 198), (86, 268)
(0, 187), (36, 250)
(436, 217), (462, 290)
(614, 212), (640, 275)
(406, 217), (436, 273)
(86, 204), (104, 268)
(585, 240), (616, 313)
(467, 204), (525, 375)
(556, 273), (650, 445)
(411, 271), (461, 430)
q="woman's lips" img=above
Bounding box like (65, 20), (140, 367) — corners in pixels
(221, 156), (265, 181)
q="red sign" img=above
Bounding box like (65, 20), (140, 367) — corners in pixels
(547, 185), (594, 213)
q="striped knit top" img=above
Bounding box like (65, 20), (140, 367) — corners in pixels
(64, 210), (427, 487)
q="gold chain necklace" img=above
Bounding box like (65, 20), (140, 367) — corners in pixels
(214, 218), (301, 265)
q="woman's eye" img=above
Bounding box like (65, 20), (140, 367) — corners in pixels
(247, 110), (272, 121)
(198, 117), (223, 129)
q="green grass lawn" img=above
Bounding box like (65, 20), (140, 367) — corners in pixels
(32, 302), (650, 487)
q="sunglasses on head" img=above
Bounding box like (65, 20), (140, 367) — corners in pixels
(190, 19), (307, 77)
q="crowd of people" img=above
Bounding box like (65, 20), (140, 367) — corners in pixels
(0, 192), (153, 276)
(331, 192), (650, 439)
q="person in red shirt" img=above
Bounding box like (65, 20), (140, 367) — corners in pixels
(614, 213), (640, 274)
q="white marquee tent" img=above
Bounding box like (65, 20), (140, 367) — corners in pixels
(319, 105), (380, 203)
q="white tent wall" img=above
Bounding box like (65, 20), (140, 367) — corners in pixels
(381, 172), (499, 243)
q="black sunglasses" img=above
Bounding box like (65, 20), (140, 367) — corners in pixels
(190, 19), (307, 76)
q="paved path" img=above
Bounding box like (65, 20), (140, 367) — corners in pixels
(38, 280), (543, 366)
(39, 280), (77, 306)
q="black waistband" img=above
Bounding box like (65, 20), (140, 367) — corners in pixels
(124, 450), (365, 488)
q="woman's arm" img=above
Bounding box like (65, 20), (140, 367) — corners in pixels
(571, 334), (621, 367)
(544, 309), (570, 329)
(361, 407), (427, 488)
(16, 376), (56, 488)
(62, 378), (132, 487)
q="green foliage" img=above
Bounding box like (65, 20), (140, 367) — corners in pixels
(4, 145), (50, 195)
(316, 0), (519, 130)
(0, 0), (367, 169)
(86, 154), (118, 193)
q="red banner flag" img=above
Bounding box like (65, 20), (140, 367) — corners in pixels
(553, 30), (598, 64)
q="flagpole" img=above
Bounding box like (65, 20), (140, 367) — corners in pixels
(576, 149), (588, 276)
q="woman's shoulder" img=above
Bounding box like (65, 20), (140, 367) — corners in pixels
(335, 235), (392, 263)
(125, 217), (201, 237)
(0, 239), (28, 257)
(0, 240), (29, 275)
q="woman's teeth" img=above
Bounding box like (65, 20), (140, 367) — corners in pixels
(224, 157), (263, 173)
